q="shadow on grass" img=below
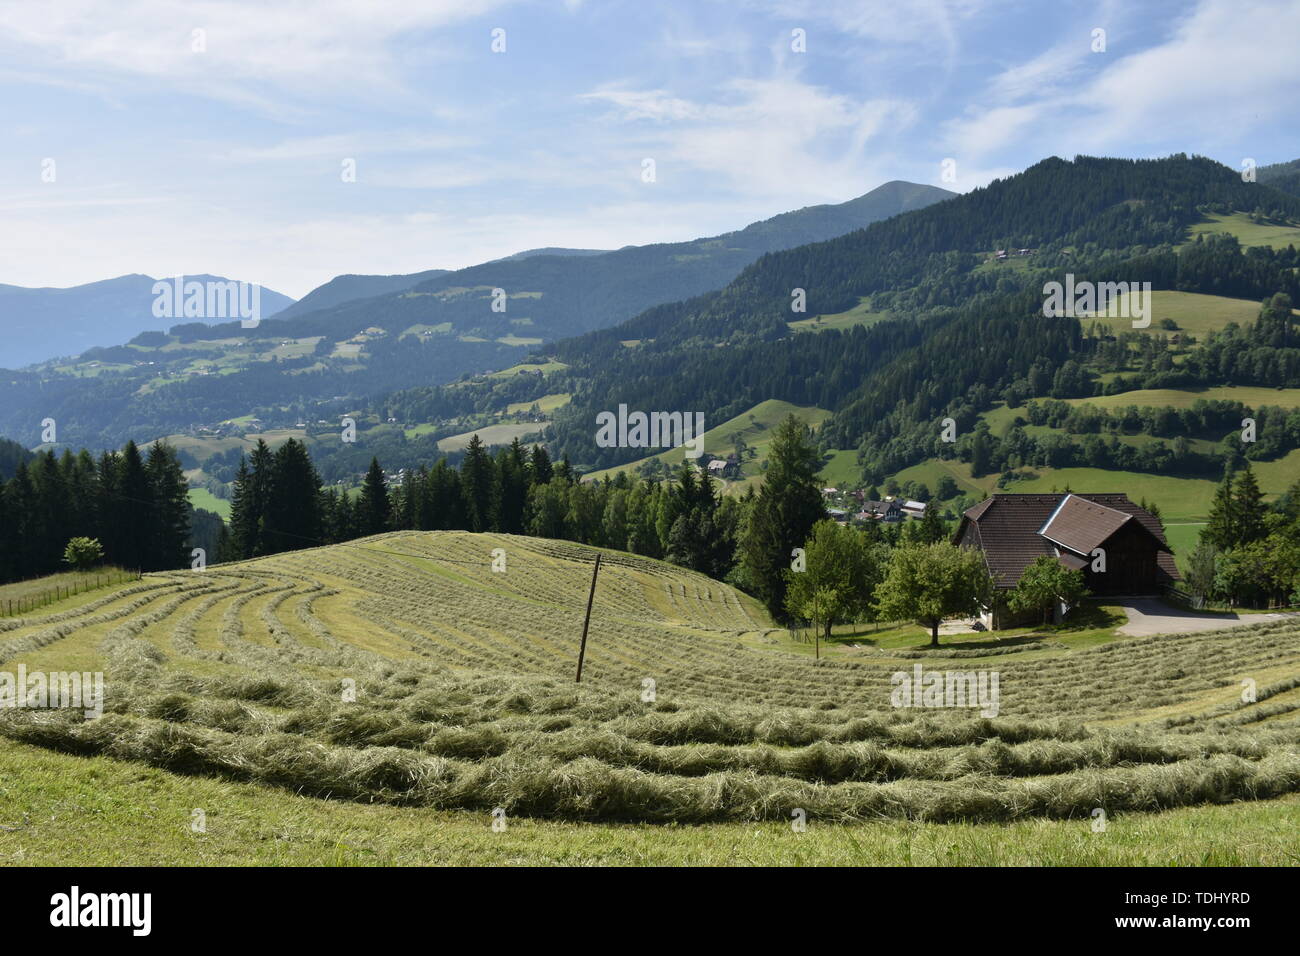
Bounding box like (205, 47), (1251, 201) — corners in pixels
(921, 634), (1050, 651)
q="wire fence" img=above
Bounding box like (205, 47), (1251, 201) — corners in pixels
(0, 568), (143, 618)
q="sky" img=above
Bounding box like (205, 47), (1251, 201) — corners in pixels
(1, 0), (1297, 299)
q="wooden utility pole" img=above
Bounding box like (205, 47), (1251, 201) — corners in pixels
(575, 553), (601, 683)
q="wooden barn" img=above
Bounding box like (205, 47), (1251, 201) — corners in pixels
(953, 493), (1180, 628)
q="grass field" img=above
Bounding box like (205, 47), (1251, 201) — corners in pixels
(1078, 290), (1283, 341)
(162, 428), (308, 464)
(1163, 523), (1206, 571)
(585, 399), (832, 492)
(1183, 212), (1300, 251)
(505, 393), (571, 415)
(0, 567), (138, 618)
(1, 531), (1297, 865)
(818, 449), (862, 487)
(881, 450), (1298, 533)
(1065, 386), (1300, 411)
(187, 487), (232, 519)
(485, 361), (568, 380)
(437, 423), (545, 451)
(788, 297), (891, 333)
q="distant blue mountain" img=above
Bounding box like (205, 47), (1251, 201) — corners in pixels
(0, 274), (295, 369)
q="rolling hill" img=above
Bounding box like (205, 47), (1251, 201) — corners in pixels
(1, 530), (1297, 863)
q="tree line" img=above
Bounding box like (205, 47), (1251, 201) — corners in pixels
(1185, 465), (1300, 608)
(0, 441), (192, 583)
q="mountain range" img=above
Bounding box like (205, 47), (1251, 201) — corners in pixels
(0, 274), (295, 369)
(0, 179), (954, 448)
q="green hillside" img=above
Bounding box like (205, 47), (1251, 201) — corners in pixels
(585, 399), (833, 492)
(0, 183), (953, 452)
(1065, 386), (1300, 411)
(437, 422), (544, 452)
(788, 297), (892, 333)
(1081, 290), (1286, 339)
(1184, 212), (1300, 250)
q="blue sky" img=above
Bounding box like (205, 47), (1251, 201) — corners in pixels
(1, 0), (1297, 298)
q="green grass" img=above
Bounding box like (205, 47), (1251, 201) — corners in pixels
(888, 458), (990, 498)
(997, 467), (1218, 521)
(817, 449), (862, 487)
(1080, 290), (1272, 339)
(1065, 386), (1300, 411)
(505, 393), (571, 415)
(882, 448), (1299, 526)
(1164, 523), (1206, 572)
(399, 323), (453, 339)
(437, 422), (544, 451)
(788, 297), (891, 333)
(0, 566), (136, 612)
(3, 739), (1295, 865)
(495, 335), (543, 347)
(187, 487), (232, 519)
(1184, 212), (1300, 251)
(485, 361), (567, 379)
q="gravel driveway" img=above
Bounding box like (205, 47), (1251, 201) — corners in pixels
(1115, 598), (1297, 636)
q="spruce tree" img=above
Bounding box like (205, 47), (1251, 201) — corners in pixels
(460, 435), (494, 532)
(228, 457), (257, 558)
(1203, 468), (1236, 550)
(144, 441), (191, 571)
(918, 500), (946, 544)
(529, 444), (553, 485)
(117, 441), (152, 572)
(740, 415), (825, 618)
(358, 457), (391, 536)
(1233, 464), (1266, 545)
(266, 438), (322, 553)
(493, 439), (529, 533)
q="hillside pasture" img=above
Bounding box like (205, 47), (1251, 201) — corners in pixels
(1065, 386), (1300, 412)
(437, 423), (544, 451)
(1, 530), (1297, 851)
(1080, 290), (1272, 340)
(1183, 212), (1300, 251)
(788, 297), (891, 333)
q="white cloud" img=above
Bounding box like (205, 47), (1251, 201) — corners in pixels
(944, 0), (1300, 162)
(584, 74), (915, 201)
(223, 132), (479, 163)
(0, 0), (517, 112)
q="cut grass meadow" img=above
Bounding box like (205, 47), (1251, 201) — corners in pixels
(0, 531), (1297, 865)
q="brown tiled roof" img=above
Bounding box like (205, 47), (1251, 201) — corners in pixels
(954, 493), (1179, 588)
(1057, 552), (1088, 571)
(1039, 495), (1132, 555)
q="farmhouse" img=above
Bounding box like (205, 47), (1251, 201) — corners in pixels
(954, 493), (1180, 627)
(705, 456), (741, 478)
(900, 499), (927, 520)
(864, 499), (905, 522)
